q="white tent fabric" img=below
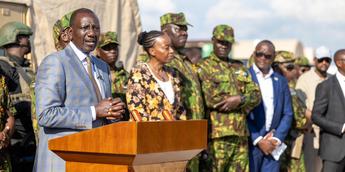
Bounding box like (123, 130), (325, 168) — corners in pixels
(5, 0), (142, 71)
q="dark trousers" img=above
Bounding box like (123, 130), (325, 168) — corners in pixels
(303, 131), (322, 172)
(322, 156), (345, 172)
(249, 143), (280, 172)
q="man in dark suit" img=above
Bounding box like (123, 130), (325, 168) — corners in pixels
(247, 40), (293, 172)
(312, 49), (345, 172)
(34, 8), (125, 172)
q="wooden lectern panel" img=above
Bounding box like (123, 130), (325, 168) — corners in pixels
(49, 120), (207, 171)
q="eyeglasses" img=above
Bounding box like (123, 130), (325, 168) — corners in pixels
(283, 63), (295, 71)
(255, 51), (273, 60)
(317, 58), (331, 64)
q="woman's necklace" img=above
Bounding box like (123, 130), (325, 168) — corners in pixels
(148, 63), (169, 82)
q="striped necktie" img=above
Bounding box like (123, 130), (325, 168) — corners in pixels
(86, 56), (102, 102)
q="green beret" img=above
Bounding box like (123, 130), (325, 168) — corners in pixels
(98, 31), (119, 48)
(212, 24), (235, 43)
(295, 56), (311, 66)
(160, 12), (192, 27)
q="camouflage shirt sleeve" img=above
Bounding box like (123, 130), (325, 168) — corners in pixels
(234, 66), (261, 113)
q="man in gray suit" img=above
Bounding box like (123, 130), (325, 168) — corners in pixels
(312, 49), (345, 171)
(34, 8), (125, 172)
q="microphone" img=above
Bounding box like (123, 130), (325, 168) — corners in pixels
(97, 74), (103, 80)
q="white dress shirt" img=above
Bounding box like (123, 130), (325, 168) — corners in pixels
(252, 64), (281, 145)
(70, 42), (105, 120)
(335, 70), (345, 133)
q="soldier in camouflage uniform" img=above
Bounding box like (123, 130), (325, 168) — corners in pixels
(0, 75), (15, 172)
(197, 25), (261, 172)
(52, 11), (73, 51)
(272, 51), (307, 172)
(0, 22), (36, 171)
(161, 13), (205, 172)
(96, 31), (129, 121)
(295, 56), (311, 77)
(137, 12), (205, 171)
(31, 12), (73, 146)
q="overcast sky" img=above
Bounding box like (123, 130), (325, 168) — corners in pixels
(137, 0), (345, 54)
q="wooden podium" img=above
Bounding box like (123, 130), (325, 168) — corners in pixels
(49, 120), (207, 172)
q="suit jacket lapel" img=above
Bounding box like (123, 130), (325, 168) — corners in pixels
(271, 73), (279, 110)
(65, 45), (96, 98)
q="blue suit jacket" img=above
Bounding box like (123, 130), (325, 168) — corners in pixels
(247, 66), (293, 143)
(33, 44), (112, 172)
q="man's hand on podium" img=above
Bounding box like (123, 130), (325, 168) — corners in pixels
(95, 97), (126, 120)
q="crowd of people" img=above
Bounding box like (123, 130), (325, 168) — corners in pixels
(0, 7), (344, 172)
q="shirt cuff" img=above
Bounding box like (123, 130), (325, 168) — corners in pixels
(272, 137), (282, 145)
(342, 124), (345, 133)
(253, 136), (263, 146)
(91, 106), (96, 121)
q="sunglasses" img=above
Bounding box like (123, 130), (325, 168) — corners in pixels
(283, 63), (295, 71)
(101, 44), (118, 51)
(317, 58), (331, 64)
(255, 51), (273, 60)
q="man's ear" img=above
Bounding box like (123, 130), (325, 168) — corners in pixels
(67, 27), (73, 40)
(61, 32), (69, 42)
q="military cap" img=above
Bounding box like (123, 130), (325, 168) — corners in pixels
(98, 31), (119, 48)
(60, 11), (72, 30)
(53, 12), (72, 49)
(212, 24), (235, 43)
(295, 56), (311, 66)
(160, 12), (192, 27)
(0, 21), (32, 47)
(53, 20), (63, 48)
(274, 50), (295, 63)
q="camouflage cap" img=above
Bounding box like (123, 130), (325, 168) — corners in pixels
(212, 24), (235, 43)
(295, 56), (311, 66)
(160, 12), (192, 27)
(60, 11), (72, 30)
(53, 12), (72, 49)
(274, 50), (295, 63)
(98, 31), (119, 48)
(53, 20), (63, 48)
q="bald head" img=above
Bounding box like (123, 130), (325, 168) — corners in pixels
(70, 8), (97, 27)
(255, 40), (275, 53)
(334, 49), (345, 61)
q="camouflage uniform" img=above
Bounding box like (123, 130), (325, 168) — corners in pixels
(0, 22), (36, 171)
(0, 76), (15, 172)
(197, 25), (261, 172)
(52, 12), (72, 51)
(157, 13), (204, 172)
(275, 51), (306, 172)
(97, 31), (129, 120)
